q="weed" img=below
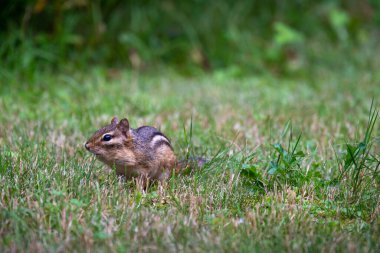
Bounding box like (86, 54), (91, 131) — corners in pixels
(334, 99), (379, 219)
(266, 122), (306, 188)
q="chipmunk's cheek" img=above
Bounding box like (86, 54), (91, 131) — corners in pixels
(87, 147), (100, 155)
(94, 149), (107, 157)
(92, 150), (101, 156)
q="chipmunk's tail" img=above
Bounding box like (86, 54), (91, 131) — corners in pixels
(177, 157), (208, 172)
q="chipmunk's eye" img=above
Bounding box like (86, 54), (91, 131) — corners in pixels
(102, 134), (112, 142)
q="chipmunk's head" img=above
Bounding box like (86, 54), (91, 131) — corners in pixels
(85, 117), (132, 162)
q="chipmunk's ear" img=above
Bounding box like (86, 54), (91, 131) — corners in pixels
(111, 116), (119, 125)
(117, 118), (130, 135)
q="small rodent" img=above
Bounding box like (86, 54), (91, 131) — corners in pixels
(85, 116), (178, 182)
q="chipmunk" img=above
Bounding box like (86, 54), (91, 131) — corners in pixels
(85, 116), (179, 182)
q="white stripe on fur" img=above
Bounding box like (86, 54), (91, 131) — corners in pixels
(151, 135), (170, 148)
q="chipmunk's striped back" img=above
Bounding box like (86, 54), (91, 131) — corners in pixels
(134, 126), (173, 149)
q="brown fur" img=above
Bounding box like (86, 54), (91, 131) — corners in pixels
(85, 117), (178, 182)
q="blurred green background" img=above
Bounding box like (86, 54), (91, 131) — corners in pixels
(1, 0), (380, 76)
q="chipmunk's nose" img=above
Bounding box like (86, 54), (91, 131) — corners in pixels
(84, 142), (90, 150)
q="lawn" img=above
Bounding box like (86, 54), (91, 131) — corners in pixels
(0, 58), (379, 252)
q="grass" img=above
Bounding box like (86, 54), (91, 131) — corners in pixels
(0, 57), (379, 252)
